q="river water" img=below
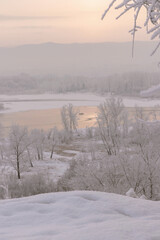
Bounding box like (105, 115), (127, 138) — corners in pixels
(0, 106), (98, 133)
(0, 93), (160, 133)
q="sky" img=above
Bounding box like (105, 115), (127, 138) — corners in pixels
(0, 0), (150, 47)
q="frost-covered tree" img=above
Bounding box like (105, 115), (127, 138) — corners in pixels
(61, 104), (78, 134)
(9, 125), (29, 179)
(30, 129), (45, 160)
(97, 96), (126, 155)
(129, 119), (160, 199)
(102, 0), (160, 55)
(46, 127), (60, 159)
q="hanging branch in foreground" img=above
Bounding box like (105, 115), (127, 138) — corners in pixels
(102, 0), (160, 56)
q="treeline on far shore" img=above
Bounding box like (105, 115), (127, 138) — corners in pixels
(0, 71), (159, 96)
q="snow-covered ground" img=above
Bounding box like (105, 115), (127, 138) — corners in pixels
(0, 191), (160, 240)
(0, 148), (79, 185)
(0, 93), (160, 114)
(0, 93), (104, 113)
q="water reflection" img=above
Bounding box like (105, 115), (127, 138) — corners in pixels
(0, 106), (98, 134)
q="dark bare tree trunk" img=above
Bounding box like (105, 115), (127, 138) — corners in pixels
(17, 156), (21, 179)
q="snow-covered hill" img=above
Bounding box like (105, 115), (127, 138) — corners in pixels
(0, 191), (160, 240)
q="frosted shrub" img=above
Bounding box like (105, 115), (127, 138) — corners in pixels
(57, 143), (160, 199)
(57, 154), (130, 194)
(0, 173), (56, 199)
(20, 174), (56, 197)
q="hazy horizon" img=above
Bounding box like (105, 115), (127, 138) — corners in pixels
(0, 40), (157, 49)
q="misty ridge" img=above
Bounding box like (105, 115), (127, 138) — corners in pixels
(0, 41), (159, 77)
(0, 41), (160, 96)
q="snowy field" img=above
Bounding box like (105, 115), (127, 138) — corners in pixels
(0, 191), (160, 240)
(0, 92), (160, 113)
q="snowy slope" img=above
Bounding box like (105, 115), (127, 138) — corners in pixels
(0, 191), (160, 240)
(140, 84), (160, 98)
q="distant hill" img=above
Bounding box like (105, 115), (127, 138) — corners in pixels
(0, 41), (159, 76)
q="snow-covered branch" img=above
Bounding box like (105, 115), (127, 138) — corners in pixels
(102, 0), (160, 54)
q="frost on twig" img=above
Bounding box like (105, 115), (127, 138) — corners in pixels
(102, 0), (160, 55)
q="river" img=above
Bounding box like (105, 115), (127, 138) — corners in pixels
(0, 93), (160, 133)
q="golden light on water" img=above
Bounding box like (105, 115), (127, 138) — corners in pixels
(0, 106), (98, 134)
(1, 106), (160, 135)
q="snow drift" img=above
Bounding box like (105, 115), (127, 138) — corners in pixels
(0, 191), (160, 240)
